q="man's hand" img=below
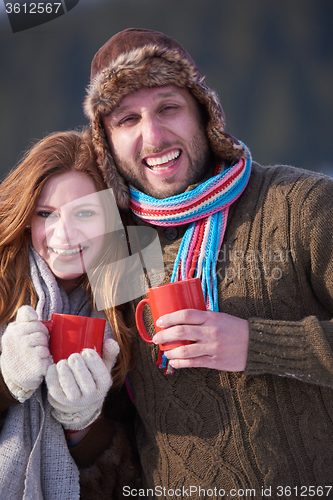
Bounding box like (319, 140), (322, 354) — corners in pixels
(153, 310), (249, 371)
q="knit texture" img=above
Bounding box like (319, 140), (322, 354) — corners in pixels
(0, 247), (109, 500)
(130, 149), (251, 312)
(122, 162), (333, 499)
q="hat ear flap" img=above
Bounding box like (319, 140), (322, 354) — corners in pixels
(100, 150), (131, 211)
(192, 85), (247, 163)
(92, 120), (130, 210)
(208, 129), (249, 163)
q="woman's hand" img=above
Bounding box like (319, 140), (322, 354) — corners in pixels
(0, 305), (51, 402)
(45, 338), (119, 430)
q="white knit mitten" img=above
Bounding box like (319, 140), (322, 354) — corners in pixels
(0, 305), (51, 402)
(45, 338), (119, 430)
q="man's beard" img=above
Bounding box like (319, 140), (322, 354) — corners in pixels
(111, 130), (213, 199)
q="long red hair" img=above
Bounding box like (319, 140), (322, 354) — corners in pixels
(0, 129), (132, 387)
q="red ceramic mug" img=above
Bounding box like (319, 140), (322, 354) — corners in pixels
(42, 314), (106, 363)
(135, 278), (206, 351)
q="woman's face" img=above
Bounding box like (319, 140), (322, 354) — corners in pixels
(31, 171), (106, 292)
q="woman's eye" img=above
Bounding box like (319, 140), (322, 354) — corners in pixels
(76, 210), (96, 218)
(37, 211), (58, 219)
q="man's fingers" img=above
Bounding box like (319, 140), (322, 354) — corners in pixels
(156, 308), (208, 329)
(168, 356), (214, 370)
(153, 321), (209, 346)
(163, 341), (210, 360)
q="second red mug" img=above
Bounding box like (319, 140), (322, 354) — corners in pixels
(135, 277), (206, 351)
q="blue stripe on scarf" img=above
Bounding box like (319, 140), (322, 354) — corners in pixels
(130, 143), (252, 312)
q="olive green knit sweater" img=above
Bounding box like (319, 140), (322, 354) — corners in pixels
(118, 162), (333, 499)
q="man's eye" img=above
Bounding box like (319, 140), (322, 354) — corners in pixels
(161, 105), (179, 113)
(118, 115), (138, 126)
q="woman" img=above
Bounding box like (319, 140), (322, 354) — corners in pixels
(0, 129), (140, 499)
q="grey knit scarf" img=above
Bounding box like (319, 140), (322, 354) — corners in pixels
(0, 247), (106, 500)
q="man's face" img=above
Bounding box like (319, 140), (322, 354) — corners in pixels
(102, 85), (212, 198)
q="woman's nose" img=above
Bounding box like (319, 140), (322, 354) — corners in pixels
(52, 216), (78, 242)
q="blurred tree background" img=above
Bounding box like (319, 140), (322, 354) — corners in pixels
(0, 0), (332, 180)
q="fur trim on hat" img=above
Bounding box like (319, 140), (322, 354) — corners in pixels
(84, 30), (247, 210)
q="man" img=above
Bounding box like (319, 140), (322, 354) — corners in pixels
(80, 28), (333, 498)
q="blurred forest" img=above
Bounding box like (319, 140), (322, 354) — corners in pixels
(0, 0), (332, 180)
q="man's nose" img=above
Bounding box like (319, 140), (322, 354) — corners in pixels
(140, 115), (164, 146)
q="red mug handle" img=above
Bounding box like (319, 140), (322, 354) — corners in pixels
(135, 298), (154, 344)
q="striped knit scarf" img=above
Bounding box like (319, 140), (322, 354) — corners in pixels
(130, 144), (252, 312)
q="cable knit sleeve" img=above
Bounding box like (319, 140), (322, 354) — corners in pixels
(246, 317), (333, 385)
(245, 172), (333, 387)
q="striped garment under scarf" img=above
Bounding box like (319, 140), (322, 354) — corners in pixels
(130, 143), (252, 313)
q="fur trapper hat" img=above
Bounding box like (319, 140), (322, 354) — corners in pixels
(84, 28), (247, 210)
